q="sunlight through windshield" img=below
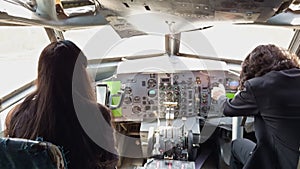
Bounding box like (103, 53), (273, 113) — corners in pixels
(0, 25), (295, 98)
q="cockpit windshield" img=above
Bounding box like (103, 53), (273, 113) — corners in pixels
(0, 24), (295, 98)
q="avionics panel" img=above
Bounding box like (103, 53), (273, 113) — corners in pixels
(100, 70), (236, 121)
(96, 55), (240, 121)
(117, 72), (209, 119)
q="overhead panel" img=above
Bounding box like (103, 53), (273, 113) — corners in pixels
(96, 0), (293, 38)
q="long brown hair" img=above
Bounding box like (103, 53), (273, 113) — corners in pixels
(239, 44), (300, 90)
(5, 40), (118, 169)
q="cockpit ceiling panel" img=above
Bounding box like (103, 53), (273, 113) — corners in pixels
(98, 0), (292, 23)
(0, 0), (295, 37)
(94, 0), (293, 37)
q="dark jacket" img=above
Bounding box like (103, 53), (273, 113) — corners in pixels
(219, 68), (300, 169)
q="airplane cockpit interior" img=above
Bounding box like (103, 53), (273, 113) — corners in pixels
(1, 0), (300, 168)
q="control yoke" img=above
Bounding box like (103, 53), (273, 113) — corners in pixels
(108, 90), (125, 110)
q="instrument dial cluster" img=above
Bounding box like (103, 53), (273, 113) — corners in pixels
(105, 71), (236, 121)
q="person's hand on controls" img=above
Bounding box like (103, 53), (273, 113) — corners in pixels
(211, 84), (226, 101)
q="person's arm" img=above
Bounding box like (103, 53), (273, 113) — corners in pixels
(212, 81), (259, 117)
(224, 81), (259, 116)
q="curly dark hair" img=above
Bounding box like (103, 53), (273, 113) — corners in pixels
(239, 44), (300, 90)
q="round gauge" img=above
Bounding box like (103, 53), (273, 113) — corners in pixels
(173, 86), (180, 91)
(147, 79), (157, 88)
(124, 96), (132, 104)
(149, 100), (155, 104)
(132, 106), (142, 114)
(159, 92), (165, 98)
(174, 91), (180, 96)
(159, 100), (164, 104)
(159, 83), (165, 90)
(148, 89), (157, 97)
(166, 92), (173, 100)
(229, 80), (239, 90)
(133, 96), (141, 103)
(166, 84), (172, 90)
(124, 87), (132, 94)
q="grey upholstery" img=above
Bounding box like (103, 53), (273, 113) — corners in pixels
(0, 137), (66, 169)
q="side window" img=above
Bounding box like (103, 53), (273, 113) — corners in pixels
(0, 26), (49, 98)
(0, 26), (50, 133)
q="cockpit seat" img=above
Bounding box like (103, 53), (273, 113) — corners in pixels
(0, 137), (66, 169)
(298, 147), (300, 169)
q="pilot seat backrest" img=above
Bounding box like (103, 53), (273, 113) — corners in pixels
(0, 137), (67, 169)
(298, 147), (300, 169)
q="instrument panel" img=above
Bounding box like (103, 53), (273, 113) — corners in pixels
(98, 70), (238, 121)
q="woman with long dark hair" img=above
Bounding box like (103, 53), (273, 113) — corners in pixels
(212, 44), (300, 169)
(4, 40), (118, 169)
